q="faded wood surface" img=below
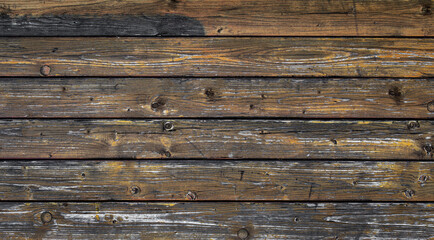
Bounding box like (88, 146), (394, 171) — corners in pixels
(1, 2), (433, 239)
(0, 0), (432, 36)
(1, 78), (433, 119)
(0, 120), (432, 160)
(1, 38), (433, 77)
(0, 160), (431, 201)
(0, 202), (432, 239)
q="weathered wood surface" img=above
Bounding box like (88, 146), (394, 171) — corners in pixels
(0, 0), (432, 36)
(1, 38), (433, 77)
(1, 78), (433, 119)
(0, 202), (432, 239)
(0, 120), (432, 159)
(0, 160), (431, 201)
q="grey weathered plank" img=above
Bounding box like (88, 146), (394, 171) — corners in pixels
(0, 119), (432, 159)
(0, 38), (433, 77)
(0, 14), (205, 36)
(0, 0), (432, 36)
(0, 160), (431, 201)
(0, 202), (432, 239)
(1, 78), (433, 118)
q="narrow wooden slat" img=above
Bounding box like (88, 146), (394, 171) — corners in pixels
(1, 78), (433, 118)
(0, 0), (432, 36)
(0, 120), (432, 159)
(0, 202), (432, 239)
(0, 160), (431, 201)
(1, 38), (432, 77)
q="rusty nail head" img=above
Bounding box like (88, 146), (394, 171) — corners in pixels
(40, 65), (51, 76)
(186, 191), (197, 200)
(163, 122), (174, 131)
(41, 211), (53, 224)
(237, 228), (249, 239)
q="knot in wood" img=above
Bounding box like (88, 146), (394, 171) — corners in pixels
(418, 175), (429, 184)
(427, 101), (434, 112)
(130, 185), (141, 195)
(186, 191), (197, 200)
(151, 97), (167, 112)
(41, 211), (53, 224)
(406, 121), (420, 130)
(423, 143), (432, 154)
(421, 5), (432, 15)
(404, 189), (415, 198)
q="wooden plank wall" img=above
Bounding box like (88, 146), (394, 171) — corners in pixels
(0, 0), (433, 239)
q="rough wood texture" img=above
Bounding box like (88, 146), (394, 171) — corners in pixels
(0, 160), (431, 201)
(0, 0), (432, 36)
(0, 120), (432, 159)
(1, 78), (433, 119)
(0, 202), (432, 239)
(1, 38), (432, 77)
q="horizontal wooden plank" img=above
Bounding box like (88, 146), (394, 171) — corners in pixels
(1, 38), (432, 77)
(0, 0), (432, 36)
(0, 160), (432, 201)
(0, 120), (432, 159)
(0, 202), (432, 239)
(1, 78), (433, 118)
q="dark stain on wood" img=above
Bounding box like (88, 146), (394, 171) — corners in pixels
(0, 14), (205, 36)
(1, 0), (432, 36)
(1, 1), (433, 238)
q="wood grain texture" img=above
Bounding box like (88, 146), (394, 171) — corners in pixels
(1, 38), (433, 77)
(1, 78), (433, 119)
(0, 0), (432, 36)
(0, 160), (432, 201)
(0, 120), (432, 160)
(0, 202), (432, 239)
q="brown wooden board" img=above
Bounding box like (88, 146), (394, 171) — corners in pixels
(1, 78), (433, 119)
(1, 38), (433, 77)
(0, 119), (432, 160)
(0, 0), (432, 36)
(0, 202), (432, 239)
(0, 160), (431, 201)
